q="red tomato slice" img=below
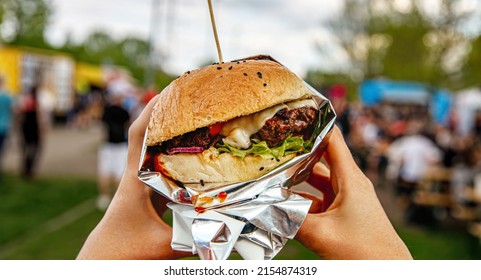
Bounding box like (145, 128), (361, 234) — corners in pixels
(209, 122), (223, 136)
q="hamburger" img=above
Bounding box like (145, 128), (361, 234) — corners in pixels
(142, 56), (319, 191)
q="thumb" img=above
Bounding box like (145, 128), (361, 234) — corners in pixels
(324, 126), (362, 180)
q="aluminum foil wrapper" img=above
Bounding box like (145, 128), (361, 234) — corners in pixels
(138, 57), (336, 260)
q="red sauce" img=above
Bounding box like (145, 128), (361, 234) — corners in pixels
(140, 150), (170, 177)
(217, 191), (228, 203)
(194, 206), (206, 213)
(140, 151), (154, 171)
(179, 190), (191, 203)
(154, 155), (170, 176)
(198, 196), (214, 204)
(190, 195), (198, 205)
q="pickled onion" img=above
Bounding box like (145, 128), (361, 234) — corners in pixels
(167, 147), (204, 154)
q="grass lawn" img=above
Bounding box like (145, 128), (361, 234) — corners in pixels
(1, 173), (480, 259)
(4, 211), (103, 260)
(397, 226), (481, 260)
(0, 173), (98, 245)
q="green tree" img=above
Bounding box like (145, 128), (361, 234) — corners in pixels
(461, 35), (481, 88)
(311, 0), (476, 92)
(419, 0), (472, 88)
(61, 31), (173, 88)
(320, 0), (376, 79)
(0, 0), (53, 48)
(0, 0), (172, 88)
(68, 31), (118, 65)
(310, 0), (392, 97)
(378, 3), (432, 83)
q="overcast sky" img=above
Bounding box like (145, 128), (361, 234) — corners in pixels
(46, 0), (344, 76)
(45, 0), (481, 77)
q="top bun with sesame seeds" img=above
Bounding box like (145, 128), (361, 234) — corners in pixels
(143, 55), (319, 188)
(146, 56), (312, 146)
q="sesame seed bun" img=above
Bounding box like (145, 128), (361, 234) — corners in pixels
(146, 56), (312, 146)
(145, 56), (314, 186)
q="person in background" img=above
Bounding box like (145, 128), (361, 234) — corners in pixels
(0, 76), (13, 178)
(142, 85), (157, 105)
(96, 91), (131, 210)
(387, 120), (442, 223)
(18, 85), (47, 179)
(329, 84), (351, 139)
(38, 81), (55, 129)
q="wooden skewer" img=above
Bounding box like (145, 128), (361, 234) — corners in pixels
(207, 0), (223, 63)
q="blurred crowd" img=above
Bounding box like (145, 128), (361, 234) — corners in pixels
(0, 71), (156, 210)
(0, 75), (52, 180)
(329, 83), (481, 237)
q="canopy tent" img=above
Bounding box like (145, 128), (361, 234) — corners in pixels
(360, 79), (431, 105)
(360, 79), (452, 125)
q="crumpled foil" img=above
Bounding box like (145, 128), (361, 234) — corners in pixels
(138, 55), (336, 260)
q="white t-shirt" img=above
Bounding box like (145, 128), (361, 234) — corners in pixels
(388, 135), (441, 182)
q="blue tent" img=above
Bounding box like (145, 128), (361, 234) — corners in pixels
(360, 79), (452, 124)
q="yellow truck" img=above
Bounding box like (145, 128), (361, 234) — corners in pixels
(0, 45), (76, 116)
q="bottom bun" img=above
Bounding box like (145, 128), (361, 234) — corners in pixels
(158, 147), (295, 184)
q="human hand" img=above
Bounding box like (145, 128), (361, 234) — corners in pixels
(295, 126), (412, 259)
(77, 95), (192, 260)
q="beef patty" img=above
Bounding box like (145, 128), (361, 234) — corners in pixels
(158, 106), (318, 153)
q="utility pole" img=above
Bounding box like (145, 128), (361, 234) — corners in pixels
(145, 0), (161, 88)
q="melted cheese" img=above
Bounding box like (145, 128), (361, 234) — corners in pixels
(221, 99), (317, 149)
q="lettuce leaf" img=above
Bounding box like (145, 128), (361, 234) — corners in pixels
(216, 135), (311, 159)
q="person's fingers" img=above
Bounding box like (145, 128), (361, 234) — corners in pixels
(307, 162), (336, 210)
(150, 189), (171, 217)
(295, 212), (331, 254)
(292, 190), (324, 213)
(125, 95), (160, 172)
(304, 126), (364, 211)
(323, 126), (360, 176)
(307, 161), (331, 192)
(115, 95), (160, 196)
(307, 161), (330, 186)
(131, 95), (160, 133)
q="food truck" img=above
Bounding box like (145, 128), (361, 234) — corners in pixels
(0, 45), (75, 117)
